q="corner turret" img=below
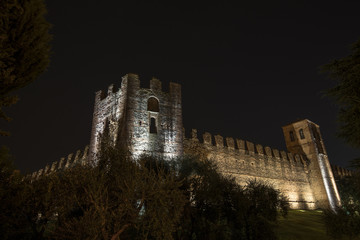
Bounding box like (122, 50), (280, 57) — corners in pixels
(282, 119), (341, 210)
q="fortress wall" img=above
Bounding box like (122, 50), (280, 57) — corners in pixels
(331, 164), (353, 179)
(183, 129), (316, 209)
(28, 75), (346, 210)
(30, 145), (89, 180)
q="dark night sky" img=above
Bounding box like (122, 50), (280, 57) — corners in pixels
(1, 0), (360, 174)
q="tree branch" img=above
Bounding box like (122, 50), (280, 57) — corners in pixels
(111, 223), (131, 240)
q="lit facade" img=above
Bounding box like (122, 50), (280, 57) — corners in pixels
(35, 74), (344, 210)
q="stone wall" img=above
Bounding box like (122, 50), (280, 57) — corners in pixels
(282, 120), (341, 210)
(89, 74), (130, 161)
(31, 74), (347, 210)
(30, 145), (89, 180)
(331, 164), (353, 179)
(89, 74), (183, 161)
(183, 129), (316, 209)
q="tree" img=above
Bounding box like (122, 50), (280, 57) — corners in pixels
(241, 180), (289, 240)
(0, 0), (52, 135)
(322, 169), (360, 239)
(51, 144), (186, 240)
(173, 157), (289, 240)
(0, 146), (22, 239)
(0, 138), (186, 240)
(0, 146), (58, 240)
(323, 196), (360, 239)
(322, 39), (360, 239)
(322, 39), (360, 150)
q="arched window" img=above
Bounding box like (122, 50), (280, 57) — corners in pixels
(147, 97), (159, 112)
(150, 117), (157, 134)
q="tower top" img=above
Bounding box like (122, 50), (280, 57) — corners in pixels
(282, 119), (319, 128)
(89, 73), (183, 161)
(282, 119), (325, 156)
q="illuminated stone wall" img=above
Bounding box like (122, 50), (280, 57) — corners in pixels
(183, 129), (316, 209)
(282, 120), (341, 210)
(32, 74), (343, 210)
(89, 73), (183, 162)
(332, 164), (353, 179)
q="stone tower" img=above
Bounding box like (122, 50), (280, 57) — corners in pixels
(32, 74), (347, 210)
(89, 73), (183, 162)
(282, 119), (341, 210)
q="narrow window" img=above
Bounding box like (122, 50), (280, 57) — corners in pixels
(299, 129), (305, 139)
(150, 117), (157, 134)
(290, 131), (295, 141)
(147, 97), (159, 112)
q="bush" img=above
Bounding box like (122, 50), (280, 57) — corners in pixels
(0, 146), (289, 240)
(51, 146), (186, 240)
(323, 173), (360, 239)
(323, 207), (360, 239)
(174, 157), (289, 240)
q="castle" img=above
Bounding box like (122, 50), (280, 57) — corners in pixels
(33, 73), (353, 210)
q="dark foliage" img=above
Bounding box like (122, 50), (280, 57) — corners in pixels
(0, 146), (24, 239)
(0, 0), (52, 135)
(322, 39), (360, 149)
(0, 144), (289, 240)
(337, 174), (360, 208)
(0, 143), (186, 240)
(51, 144), (186, 240)
(322, 38), (360, 239)
(173, 156), (289, 240)
(323, 173), (360, 239)
(0, 146), (58, 239)
(323, 206), (360, 240)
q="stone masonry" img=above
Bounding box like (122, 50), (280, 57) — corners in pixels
(89, 74), (183, 161)
(33, 74), (348, 210)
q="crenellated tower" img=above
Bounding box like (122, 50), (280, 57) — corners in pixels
(89, 73), (183, 162)
(31, 74), (347, 210)
(282, 119), (341, 210)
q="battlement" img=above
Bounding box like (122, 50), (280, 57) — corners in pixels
(331, 164), (353, 179)
(31, 72), (340, 210)
(94, 73), (181, 102)
(30, 146), (89, 180)
(183, 128), (309, 169)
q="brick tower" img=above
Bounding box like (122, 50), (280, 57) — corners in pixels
(282, 119), (341, 210)
(89, 73), (183, 162)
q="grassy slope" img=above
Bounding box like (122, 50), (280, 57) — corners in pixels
(275, 210), (330, 240)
